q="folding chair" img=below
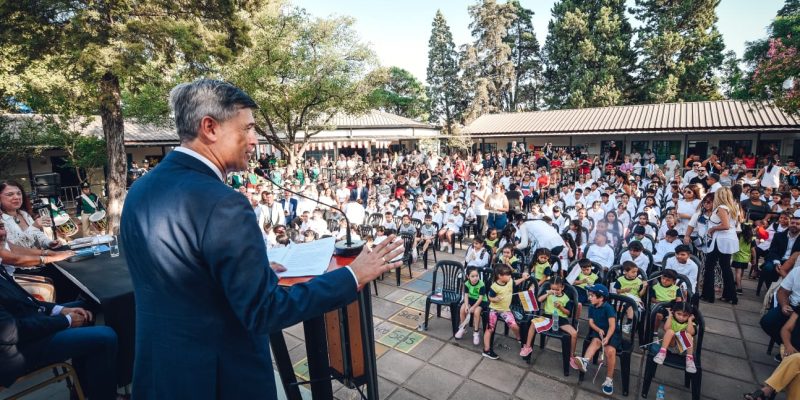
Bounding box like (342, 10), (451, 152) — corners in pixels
(641, 304), (704, 400)
(421, 261), (464, 335)
(532, 282), (580, 375)
(1, 363), (85, 400)
(577, 294), (638, 396)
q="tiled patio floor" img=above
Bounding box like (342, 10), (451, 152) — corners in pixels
(8, 246), (786, 399)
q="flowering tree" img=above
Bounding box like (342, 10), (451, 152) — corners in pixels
(752, 38), (800, 114)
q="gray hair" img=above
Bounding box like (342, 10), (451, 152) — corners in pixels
(169, 79), (258, 142)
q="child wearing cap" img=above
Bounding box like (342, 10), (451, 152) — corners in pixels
(572, 284), (620, 396)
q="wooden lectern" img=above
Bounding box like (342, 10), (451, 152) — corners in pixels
(271, 243), (379, 400)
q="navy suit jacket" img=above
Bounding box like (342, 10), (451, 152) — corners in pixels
(766, 230), (800, 264)
(0, 270), (67, 345)
(121, 151), (357, 398)
(279, 198), (298, 225)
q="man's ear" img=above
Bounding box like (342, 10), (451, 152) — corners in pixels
(197, 116), (219, 144)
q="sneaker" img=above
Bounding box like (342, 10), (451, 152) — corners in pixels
(482, 350), (499, 360)
(602, 377), (614, 395)
(455, 327), (465, 339)
(569, 356), (579, 370)
(653, 349), (667, 365)
(736, 288), (743, 294)
(519, 345), (533, 357)
(622, 323), (632, 334)
(473, 331), (480, 346)
(686, 356), (697, 373)
(572, 356), (588, 373)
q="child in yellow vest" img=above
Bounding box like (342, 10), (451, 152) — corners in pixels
(519, 277), (578, 365)
(613, 261), (648, 334)
(653, 302), (697, 373)
(482, 264), (529, 360)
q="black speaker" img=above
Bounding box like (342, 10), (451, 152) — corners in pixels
(33, 173), (60, 197)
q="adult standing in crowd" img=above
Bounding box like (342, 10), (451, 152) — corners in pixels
(703, 187), (740, 304)
(121, 79), (403, 398)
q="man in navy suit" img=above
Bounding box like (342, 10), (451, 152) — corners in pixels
(279, 190), (298, 225)
(121, 79), (403, 399)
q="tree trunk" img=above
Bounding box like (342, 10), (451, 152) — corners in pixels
(99, 72), (126, 235)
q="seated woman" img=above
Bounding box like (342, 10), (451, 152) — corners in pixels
(0, 181), (59, 249)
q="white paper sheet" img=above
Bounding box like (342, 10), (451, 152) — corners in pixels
(268, 237), (335, 278)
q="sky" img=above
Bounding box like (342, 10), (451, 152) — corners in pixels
(294, 0), (784, 82)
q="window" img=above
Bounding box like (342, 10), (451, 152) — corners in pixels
(631, 140), (650, 155)
(686, 141), (708, 159)
(652, 140), (682, 164)
(304, 150), (335, 161)
(718, 140), (752, 160)
(480, 142), (497, 153)
(600, 140), (625, 160)
(758, 140), (782, 158)
(508, 141), (526, 153)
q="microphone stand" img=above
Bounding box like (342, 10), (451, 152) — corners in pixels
(269, 178), (365, 257)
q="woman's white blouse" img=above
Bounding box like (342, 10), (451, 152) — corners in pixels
(1, 211), (50, 249)
(708, 205), (740, 254)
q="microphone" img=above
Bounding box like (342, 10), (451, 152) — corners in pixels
(267, 175), (365, 256)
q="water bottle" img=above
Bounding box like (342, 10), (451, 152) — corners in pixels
(552, 309), (560, 331)
(656, 385), (665, 400)
(92, 235), (101, 256)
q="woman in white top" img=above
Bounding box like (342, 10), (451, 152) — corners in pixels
(676, 185), (701, 235)
(473, 177), (490, 235)
(757, 159), (787, 189)
(486, 181), (509, 232)
(0, 181), (57, 249)
(703, 187), (740, 304)
(683, 192), (714, 251)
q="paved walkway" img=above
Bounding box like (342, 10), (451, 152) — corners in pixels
(8, 247), (785, 399)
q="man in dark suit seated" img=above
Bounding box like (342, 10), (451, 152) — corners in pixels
(121, 79), (404, 398)
(762, 216), (800, 294)
(0, 220), (120, 399)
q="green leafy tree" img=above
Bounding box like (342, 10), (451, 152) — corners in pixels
(426, 10), (464, 134)
(743, 0), (800, 69)
(752, 39), (800, 114)
(633, 0), (726, 103)
(225, 5), (378, 168)
(720, 50), (748, 99)
(368, 67), (429, 121)
(505, 0), (543, 111)
(543, 0), (635, 109)
(743, 0), (800, 113)
(0, 1), (259, 233)
(465, 0), (517, 114)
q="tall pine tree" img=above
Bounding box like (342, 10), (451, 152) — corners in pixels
(633, 0), (726, 103)
(543, 0), (635, 109)
(505, 0), (543, 111)
(427, 10), (464, 134)
(465, 0), (517, 116)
